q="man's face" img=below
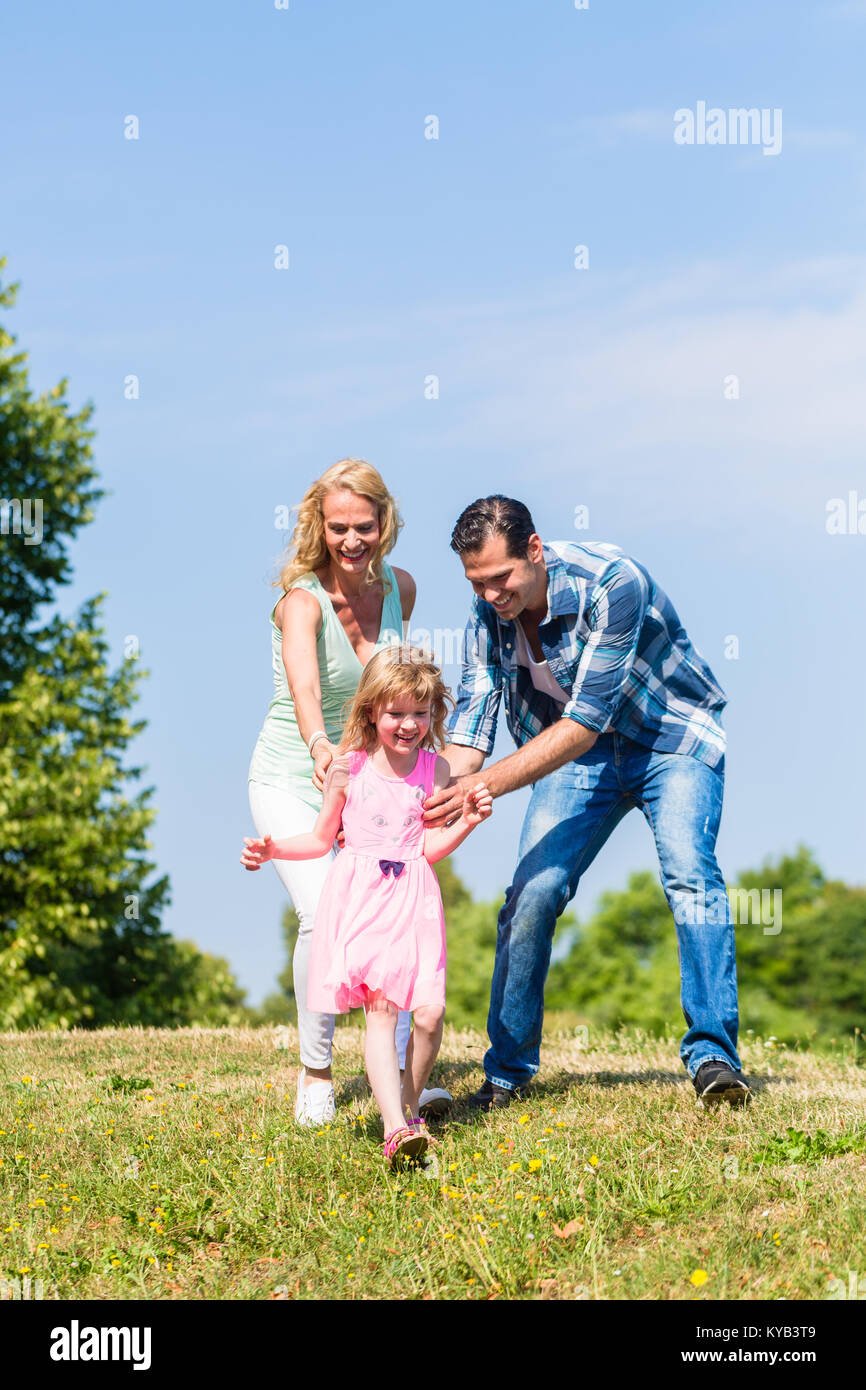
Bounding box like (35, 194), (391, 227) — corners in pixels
(460, 532), (545, 621)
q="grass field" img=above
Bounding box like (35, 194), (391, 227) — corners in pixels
(2, 1024), (865, 1301)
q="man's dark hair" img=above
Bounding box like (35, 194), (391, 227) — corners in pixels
(450, 495), (536, 558)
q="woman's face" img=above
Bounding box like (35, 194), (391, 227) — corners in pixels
(321, 489), (381, 580)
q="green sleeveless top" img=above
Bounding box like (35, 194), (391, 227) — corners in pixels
(248, 563), (404, 808)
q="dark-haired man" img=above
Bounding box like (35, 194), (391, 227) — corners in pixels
(423, 496), (750, 1110)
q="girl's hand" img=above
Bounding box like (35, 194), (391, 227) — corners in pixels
(241, 833), (274, 870)
(463, 783), (493, 827)
(311, 738), (337, 792)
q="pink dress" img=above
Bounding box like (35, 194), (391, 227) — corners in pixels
(307, 748), (447, 1014)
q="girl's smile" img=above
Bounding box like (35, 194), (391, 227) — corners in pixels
(374, 698), (432, 763)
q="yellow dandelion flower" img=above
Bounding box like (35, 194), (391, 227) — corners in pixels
(690, 1269), (708, 1287)
(589, 1154), (599, 1166)
(528, 1159), (542, 1172)
(518, 1116), (530, 1126)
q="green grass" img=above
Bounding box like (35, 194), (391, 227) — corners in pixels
(2, 1024), (866, 1300)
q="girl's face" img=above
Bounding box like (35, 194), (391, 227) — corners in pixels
(374, 695), (432, 755)
(321, 489), (381, 579)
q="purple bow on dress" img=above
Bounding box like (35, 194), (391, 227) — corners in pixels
(379, 859), (405, 879)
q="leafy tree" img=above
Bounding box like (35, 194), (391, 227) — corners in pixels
(0, 258), (245, 1027)
(546, 846), (866, 1046)
(545, 870), (680, 1032)
(0, 260), (103, 696)
(251, 906), (299, 1026)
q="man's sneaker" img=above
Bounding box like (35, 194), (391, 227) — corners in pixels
(693, 1061), (751, 1108)
(465, 1078), (526, 1112)
(295, 1068), (336, 1126)
(418, 1086), (453, 1119)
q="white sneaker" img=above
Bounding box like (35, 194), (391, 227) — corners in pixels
(418, 1086), (452, 1119)
(295, 1068), (336, 1126)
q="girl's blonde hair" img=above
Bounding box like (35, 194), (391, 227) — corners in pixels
(339, 645), (454, 754)
(277, 458), (402, 593)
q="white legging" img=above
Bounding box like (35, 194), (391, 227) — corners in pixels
(248, 780), (411, 1071)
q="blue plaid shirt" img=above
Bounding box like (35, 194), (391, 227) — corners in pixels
(447, 541), (727, 768)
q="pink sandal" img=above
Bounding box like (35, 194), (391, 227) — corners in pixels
(410, 1117), (436, 1143)
(383, 1125), (428, 1170)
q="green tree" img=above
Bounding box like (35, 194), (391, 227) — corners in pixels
(0, 259), (245, 1027)
(0, 261), (103, 696)
(251, 905), (299, 1026)
(545, 847), (866, 1046)
(545, 870), (680, 1032)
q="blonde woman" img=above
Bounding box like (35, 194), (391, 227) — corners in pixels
(247, 460), (451, 1124)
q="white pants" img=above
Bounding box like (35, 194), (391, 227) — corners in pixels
(248, 780), (411, 1070)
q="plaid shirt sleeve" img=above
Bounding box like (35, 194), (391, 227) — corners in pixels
(562, 559), (649, 734)
(446, 607), (504, 756)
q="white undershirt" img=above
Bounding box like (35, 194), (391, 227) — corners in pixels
(513, 619), (570, 704)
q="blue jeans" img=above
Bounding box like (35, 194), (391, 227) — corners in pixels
(484, 731), (741, 1089)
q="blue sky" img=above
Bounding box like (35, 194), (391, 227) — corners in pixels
(4, 0), (865, 1004)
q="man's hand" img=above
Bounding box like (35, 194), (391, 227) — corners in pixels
(423, 774), (481, 828)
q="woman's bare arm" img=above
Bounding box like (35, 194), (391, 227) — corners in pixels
(279, 588), (338, 788)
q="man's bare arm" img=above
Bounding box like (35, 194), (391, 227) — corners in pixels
(439, 744), (486, 778)
(481, 718), (597, 797)
(423, 719), (598, 825)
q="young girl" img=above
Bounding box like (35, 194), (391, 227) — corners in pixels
(240, 645), (492, 1169)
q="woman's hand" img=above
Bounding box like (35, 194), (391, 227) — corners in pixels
(240, 833), (274, 870)
(462, 783), (493, 828)
(311, 738), (337, 792)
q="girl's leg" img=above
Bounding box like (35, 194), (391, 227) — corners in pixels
(395, 1011), (412, 1072)
(364, 995), (406, 1135)
(248, 781), (335, 1082)
(401, 1004), (445, 1118)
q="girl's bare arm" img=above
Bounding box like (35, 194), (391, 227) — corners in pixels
(423, 757), (492, 864)
(241, 760), (349, 868)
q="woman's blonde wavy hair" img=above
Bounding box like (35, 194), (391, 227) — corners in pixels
(339, 645), (454, 755)
(276, 459), (403, 594)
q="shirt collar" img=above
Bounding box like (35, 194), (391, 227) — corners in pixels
(539, 543), (581, 624)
